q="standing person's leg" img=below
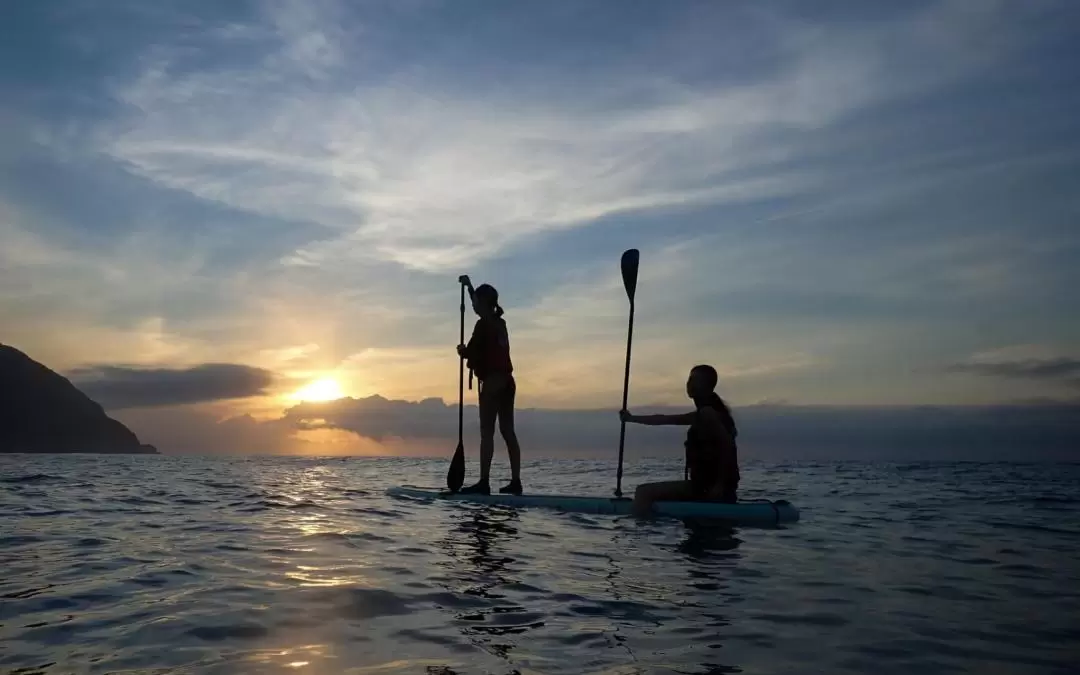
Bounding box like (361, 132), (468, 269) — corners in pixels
(478, 382), (497, 484)
(462, 380), (498, 494)
(497, 375), (522, 493)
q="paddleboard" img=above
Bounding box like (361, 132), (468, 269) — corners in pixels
(386, 485), (799, 525)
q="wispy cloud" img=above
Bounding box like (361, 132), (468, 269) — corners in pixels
(2, 0), (1079, 432)
(947, 347), (1080, 390)
(99, 0), (1056, 272)
(502, 239), (824, 406)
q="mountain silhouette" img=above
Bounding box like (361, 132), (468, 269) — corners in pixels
(0, 343), (156, 454)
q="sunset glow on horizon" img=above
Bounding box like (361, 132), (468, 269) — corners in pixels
(2, 1), (1077, 457)
(290, 378), (345, 404)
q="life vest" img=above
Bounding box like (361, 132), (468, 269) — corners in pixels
(465, 316), (513, 382)
(684, 394), (739, 495)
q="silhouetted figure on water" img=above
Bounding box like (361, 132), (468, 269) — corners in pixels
(456, 276), (523, 496)
(620, 364), (739, 517)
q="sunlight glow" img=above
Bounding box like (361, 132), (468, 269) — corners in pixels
(291, 377), (344, 402)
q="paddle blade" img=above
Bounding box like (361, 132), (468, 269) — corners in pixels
(621, 249), (640, 303)
(446, 441), (465, 492)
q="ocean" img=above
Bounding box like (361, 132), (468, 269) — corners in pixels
(2, 455), (1078, 675)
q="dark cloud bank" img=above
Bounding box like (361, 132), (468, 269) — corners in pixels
(110, 395), (1079, 461)
(69, 363), (275, 409)
(88, 360), (1079, 460)
(946, 357), (1080, 390)
(280, 396), (1080, 461)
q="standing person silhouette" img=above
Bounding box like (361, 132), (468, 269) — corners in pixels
(456, 275), (523, 495)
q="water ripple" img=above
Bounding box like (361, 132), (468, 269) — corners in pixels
(1, 455), (1078, 674)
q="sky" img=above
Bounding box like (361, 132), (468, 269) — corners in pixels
(1, 0), (1078, 459)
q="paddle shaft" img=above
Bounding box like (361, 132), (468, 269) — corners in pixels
(615, 249), (640, 497)
(615, 300), (635, 497)
(458, 283), (465, 445)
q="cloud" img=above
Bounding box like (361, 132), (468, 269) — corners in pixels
(69, 362), (277, 409)
(3, 0), (1079, 417)
(98, 0), (1058, 272)
(113, 393), (1080, 461)
(287, 395), (1080, 461)
(949, 357), (1080, 383)
(113, 403), (323, 456)
(947, 347), (1080, 390)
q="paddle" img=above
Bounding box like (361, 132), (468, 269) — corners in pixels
(446, 281), (467, 492)
(615, 248), (639, 498)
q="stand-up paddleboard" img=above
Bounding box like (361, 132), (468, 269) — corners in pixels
(386, 485), (799, 526)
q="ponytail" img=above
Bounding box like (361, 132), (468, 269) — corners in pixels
(699, 392), (737, 440)
(714, 393), (737, 439)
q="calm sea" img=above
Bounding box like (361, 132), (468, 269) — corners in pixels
(2, 455), (1078, 675)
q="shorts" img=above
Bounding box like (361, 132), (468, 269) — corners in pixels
(479, 372), (516, 429)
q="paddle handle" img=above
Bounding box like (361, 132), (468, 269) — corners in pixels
(615, 300), (635, 497)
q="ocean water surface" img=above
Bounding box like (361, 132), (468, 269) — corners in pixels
(2, 455), (1078, 675)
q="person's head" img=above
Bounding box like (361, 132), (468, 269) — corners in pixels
(472, 283), (503, 318)
(685, 364), (718, 400)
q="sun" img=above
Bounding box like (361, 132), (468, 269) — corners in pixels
(291, 377), (344, 403)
